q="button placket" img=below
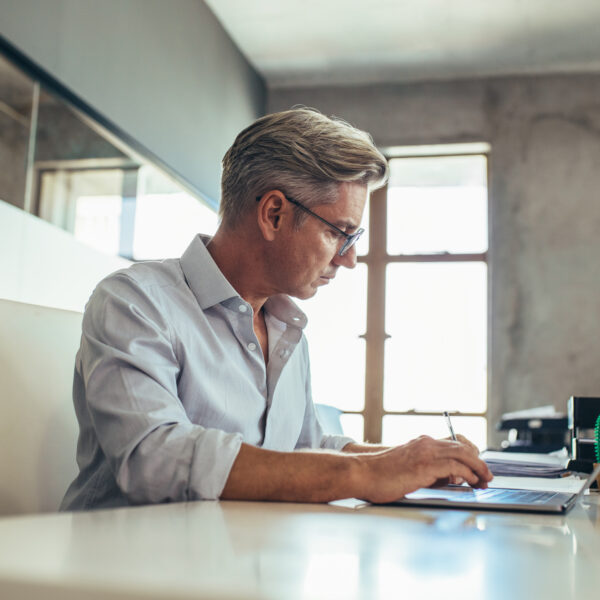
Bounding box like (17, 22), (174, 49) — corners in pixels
(234, 302), (257, 353)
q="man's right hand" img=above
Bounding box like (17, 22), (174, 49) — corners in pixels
(355, 435), (493, 504)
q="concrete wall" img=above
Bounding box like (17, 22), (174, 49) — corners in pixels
(0, 0), (266, 205)
(270, 75), (600, 441)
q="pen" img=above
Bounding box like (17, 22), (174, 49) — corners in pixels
(443, 411), (457, 441)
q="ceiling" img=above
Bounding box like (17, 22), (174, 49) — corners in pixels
(205, 0), (600, 89)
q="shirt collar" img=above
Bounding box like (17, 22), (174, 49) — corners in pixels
(179, 235), (308, 331)
(264, 295), (307, 330)
(180, 235), (239, 309)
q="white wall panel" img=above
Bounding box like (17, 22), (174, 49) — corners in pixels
(0, 199), (129, 311)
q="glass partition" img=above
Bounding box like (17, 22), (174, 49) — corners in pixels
(0, 45), (218, 260)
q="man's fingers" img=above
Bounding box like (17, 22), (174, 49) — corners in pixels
(443, 444), (493, 485)
(410, 436), (492, 485)
(449, 476), (465, 485)
(455, 434), (480, 455)
(441, 458), (483, 487)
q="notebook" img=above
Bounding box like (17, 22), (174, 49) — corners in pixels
(391, 463), (600, 514)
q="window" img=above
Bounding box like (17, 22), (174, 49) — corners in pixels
(301, 144), (489, 449)
(35, 163), (218, 260)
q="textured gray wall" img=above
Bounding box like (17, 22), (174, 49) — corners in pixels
(0, 0), (266, 205)
(270, 75), (600, 442)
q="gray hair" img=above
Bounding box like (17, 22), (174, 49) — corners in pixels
(219, 107), (389, 229)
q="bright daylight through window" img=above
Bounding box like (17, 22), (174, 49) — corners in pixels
(37, 164), (218, 260)
(300, 146), (489, 449)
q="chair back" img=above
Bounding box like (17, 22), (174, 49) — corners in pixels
(315, 403), (344, 435)
(0, 299), (81, 515)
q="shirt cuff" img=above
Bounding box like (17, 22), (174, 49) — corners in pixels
(188, 428), (244, 500)
(320, 434), (356, 451)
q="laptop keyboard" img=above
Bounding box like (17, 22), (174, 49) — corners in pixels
(474, 488), (559, 503)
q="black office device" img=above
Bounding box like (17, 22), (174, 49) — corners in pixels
(567, 396), (600, 475)
(497, 412), (569, 453)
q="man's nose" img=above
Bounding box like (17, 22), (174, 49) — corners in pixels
(332, 244), (357, 269)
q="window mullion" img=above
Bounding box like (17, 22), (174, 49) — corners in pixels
(387, 252), (487, 263)
(362, 184), (388, 444)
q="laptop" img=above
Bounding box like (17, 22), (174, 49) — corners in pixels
(391, 463), (600, 514)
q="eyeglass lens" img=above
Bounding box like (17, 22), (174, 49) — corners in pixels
(339, 229), (363, 256)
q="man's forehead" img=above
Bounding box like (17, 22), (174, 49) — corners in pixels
(322, 184), (367, 224)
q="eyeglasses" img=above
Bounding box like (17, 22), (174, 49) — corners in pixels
(256, 194), (364, 256)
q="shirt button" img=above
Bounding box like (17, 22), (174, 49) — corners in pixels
(238, 305), (247, 313)
(247, 342), (257, 351)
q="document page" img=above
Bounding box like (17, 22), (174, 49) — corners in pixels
(489, 475), (586, 495)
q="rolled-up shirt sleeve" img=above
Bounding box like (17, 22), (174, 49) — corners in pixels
(80, 274), (242, 504)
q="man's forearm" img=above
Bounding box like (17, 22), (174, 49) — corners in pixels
(220, 443), (364, 503)
(220, 437), (493, 504)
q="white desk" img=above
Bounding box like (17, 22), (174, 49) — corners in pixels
(0, 494), (598, 600)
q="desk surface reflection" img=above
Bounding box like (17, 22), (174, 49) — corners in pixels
(0, 493), (598, 600)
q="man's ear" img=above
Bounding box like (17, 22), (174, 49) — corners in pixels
(256, 190), (288, 241)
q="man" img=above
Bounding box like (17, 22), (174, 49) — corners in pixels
(61, 108), (492, 511)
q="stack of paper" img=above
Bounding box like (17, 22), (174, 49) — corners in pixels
(480, 449), (570, 478)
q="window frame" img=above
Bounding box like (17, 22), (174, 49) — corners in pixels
(350, 150), (490, 444)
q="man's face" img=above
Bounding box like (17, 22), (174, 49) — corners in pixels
(271, 182), (368, 300)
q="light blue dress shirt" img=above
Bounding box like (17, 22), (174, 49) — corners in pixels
(61, 235), (353, 510)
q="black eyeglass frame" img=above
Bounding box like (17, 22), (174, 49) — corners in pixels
(255, 194), (364, 256)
